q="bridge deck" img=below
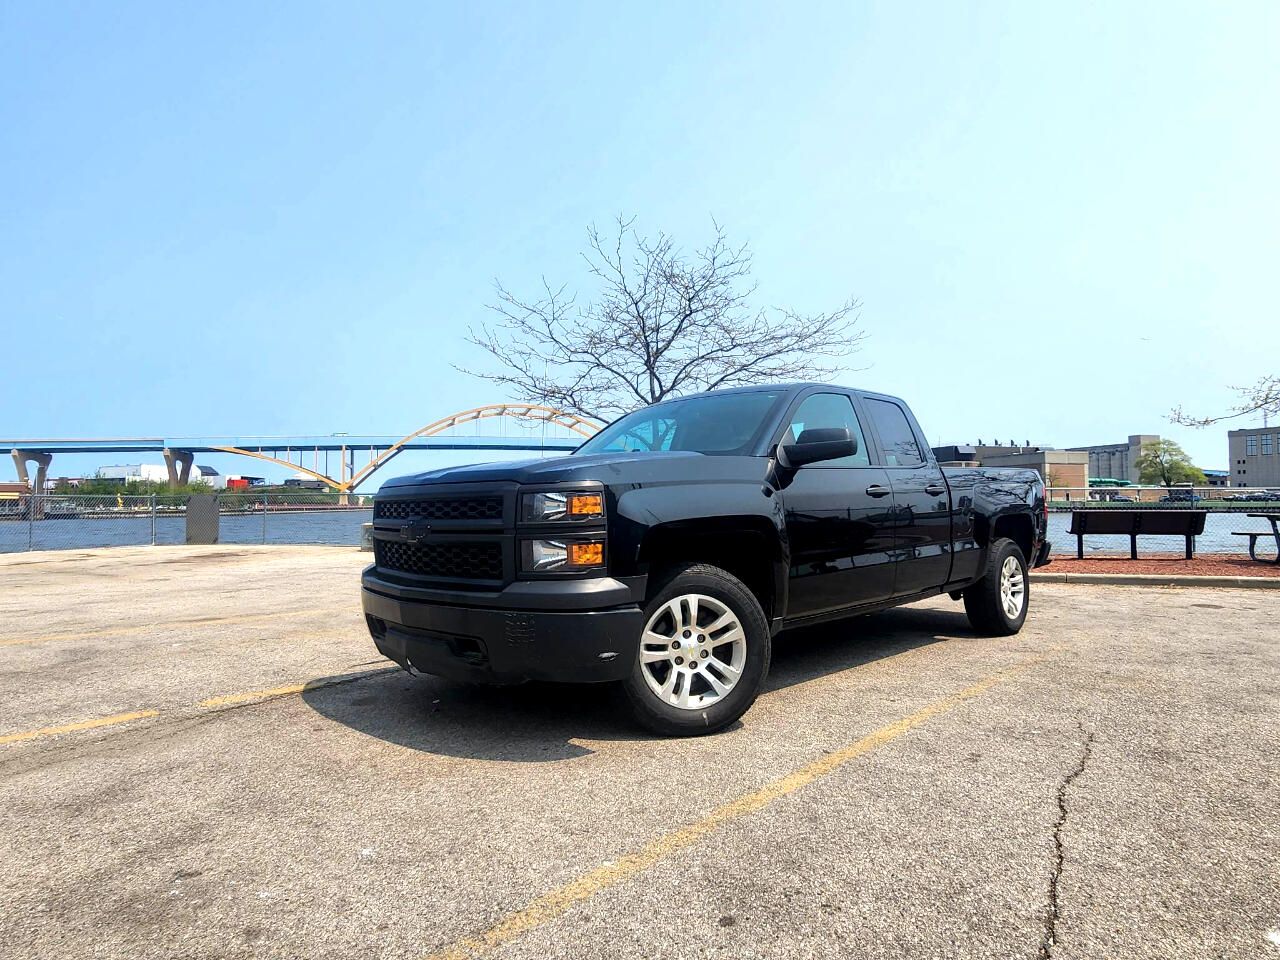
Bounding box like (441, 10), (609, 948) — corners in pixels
(3, 435), (581, 454)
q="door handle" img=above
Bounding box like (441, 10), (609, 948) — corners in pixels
(924, 483), (946, 497)
(866, 484), (891, 498)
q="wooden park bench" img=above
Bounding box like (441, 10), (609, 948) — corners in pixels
(1231, 513), (1280, 565)
(1068, 510), (1206, 560)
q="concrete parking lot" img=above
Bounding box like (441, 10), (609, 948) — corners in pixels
(1, 545), (1276, 960)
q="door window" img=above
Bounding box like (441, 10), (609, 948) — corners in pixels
(865, 398), (925, 467)
(784, 393), (870, 466)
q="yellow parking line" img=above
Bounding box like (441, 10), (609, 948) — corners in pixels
(197, 667), (397, 709)
(2, 667), (396, 747)
(198, 683), (312, 708)
(0, 709), (160, 746)
(422, 658), (1043, 960)
(0, 606), (352, 648)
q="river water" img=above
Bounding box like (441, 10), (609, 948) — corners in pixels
(0, 510), (373, 553)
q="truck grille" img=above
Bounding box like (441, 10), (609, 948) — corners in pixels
(374, 539), (504, 581)
(375, 496), (503, 522)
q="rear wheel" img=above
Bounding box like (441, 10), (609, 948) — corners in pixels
(963, 537), (1028, 636)
(620, 563), (770, 736)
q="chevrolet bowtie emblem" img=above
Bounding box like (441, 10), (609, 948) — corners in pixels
(399, 519), (432, 544)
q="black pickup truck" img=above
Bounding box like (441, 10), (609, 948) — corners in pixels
(362, 384), (1050, 734)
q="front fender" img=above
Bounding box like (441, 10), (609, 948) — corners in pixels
(610, 481), (788, 620)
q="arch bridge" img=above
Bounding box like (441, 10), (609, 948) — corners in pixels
(6, 404), (602, 493)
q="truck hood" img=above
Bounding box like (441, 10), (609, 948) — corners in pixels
(379, 451), (768, 490)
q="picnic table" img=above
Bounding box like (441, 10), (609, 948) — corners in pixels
(1233, 513), (1280, 564)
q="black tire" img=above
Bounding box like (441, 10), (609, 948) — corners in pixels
(963, 537), (1029, 636)
(620, 563), (771, 736)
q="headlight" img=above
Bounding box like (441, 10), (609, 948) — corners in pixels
(521, 538), (606, 572)
(520, 491), (604, 522)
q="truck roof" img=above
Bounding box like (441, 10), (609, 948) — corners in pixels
(685, 382), (906, 405)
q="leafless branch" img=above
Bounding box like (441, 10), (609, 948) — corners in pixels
(1170, 375), (1280, 427)
(457, 216), (865, 421)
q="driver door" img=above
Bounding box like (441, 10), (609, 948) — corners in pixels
(779, 392), (896, 619)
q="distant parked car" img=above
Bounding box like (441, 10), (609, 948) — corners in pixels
(1092, 492), (1134, 503)
(1159, 492), (1202, 504)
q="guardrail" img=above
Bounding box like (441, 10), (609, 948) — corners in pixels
(0, 493), (373, 553)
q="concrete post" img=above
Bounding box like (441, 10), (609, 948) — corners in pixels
(162, 448), (194, 488)
(11, 449), (52, 491)
(12, 450), (52, 521)
(185, 494), (219, 544)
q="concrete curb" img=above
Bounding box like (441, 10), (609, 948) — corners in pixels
(1031, 571), (1280, 589)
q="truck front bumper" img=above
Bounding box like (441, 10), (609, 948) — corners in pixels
(361, 569), (646, 684)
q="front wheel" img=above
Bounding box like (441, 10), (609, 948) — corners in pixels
(619, 563), (771, 736)
(963, 538), (1029, 636)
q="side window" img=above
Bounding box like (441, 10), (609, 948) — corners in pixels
(865, 398), (925, 467)
(784, 393), (870, 467)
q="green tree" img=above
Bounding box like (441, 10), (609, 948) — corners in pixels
(1134, 439), (1207, 487)
(51, 477), (214, 496)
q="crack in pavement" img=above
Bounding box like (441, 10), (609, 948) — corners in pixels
(1040, 718), (1095, 960)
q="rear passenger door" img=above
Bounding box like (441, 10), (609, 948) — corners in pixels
(860, 395), (953, 596)
(779, 391), (897, 618)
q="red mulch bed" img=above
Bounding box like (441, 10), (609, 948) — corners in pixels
(1046, 553), (1280, 577)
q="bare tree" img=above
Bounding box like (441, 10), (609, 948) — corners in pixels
(460, 217), (864, 421)
(1171, 375), (1279, 426)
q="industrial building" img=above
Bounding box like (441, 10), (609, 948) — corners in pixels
(96, 464), (225, 488)
(1228, 426), (1280, 488)
(1066, 435), (1160, 484)
(932, 443), (1089, 490)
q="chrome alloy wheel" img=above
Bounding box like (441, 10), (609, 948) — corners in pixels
(999, 555), (1025, 620)
(639, 593), (747, 710)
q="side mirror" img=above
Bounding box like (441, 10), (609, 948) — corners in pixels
(779, 427), (857, 468)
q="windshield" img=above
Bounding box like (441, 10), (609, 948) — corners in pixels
(576, 391), (783, 457)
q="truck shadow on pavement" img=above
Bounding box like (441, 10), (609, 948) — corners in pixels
(301, 604), (979, 763)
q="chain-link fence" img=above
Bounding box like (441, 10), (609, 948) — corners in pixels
(0, 492), (373, 553)
(214, 493), (372, 546)
(1046, 486), (1280, 557)
(1047, 486), (1280, 509)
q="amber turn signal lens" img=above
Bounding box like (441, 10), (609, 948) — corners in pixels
(567, 493), (604, 517)
(569, 541), (604, 566)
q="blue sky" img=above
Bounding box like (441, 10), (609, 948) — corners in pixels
(2, 0), (1277, 486)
